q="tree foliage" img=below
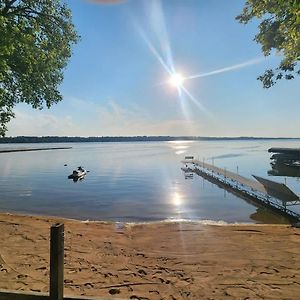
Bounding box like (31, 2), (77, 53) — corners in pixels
(236, 0), (300, 88)
(0, 0), (79, 136)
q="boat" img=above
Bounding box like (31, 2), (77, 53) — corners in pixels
(284, 161), (300, 168)
(268, 161), (300, 177)
(68, 167), (87, 180)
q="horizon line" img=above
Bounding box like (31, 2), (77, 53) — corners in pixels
(2, 135), (300, 140)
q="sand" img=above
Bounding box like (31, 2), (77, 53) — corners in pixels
(0, 213), (300, 299)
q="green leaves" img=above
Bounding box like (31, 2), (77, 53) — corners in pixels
(237, 0), (300, 88)
(0, 0), (79, 136)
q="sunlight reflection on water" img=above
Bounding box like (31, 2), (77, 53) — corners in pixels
(0, 140), (299, 223)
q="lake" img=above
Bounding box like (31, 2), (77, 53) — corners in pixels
(1, 140), (300, 223)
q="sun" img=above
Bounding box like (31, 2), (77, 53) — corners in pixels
(169, 73), (184, 87)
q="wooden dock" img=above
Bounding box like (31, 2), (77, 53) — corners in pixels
(183, 159), (266, 193)
(182, 159), (300, 223)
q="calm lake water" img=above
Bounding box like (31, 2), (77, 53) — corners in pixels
(1, 140), (300, 224)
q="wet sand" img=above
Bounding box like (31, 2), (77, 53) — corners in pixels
(0, 212), (300, 299)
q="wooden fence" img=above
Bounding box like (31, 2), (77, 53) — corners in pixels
(0, 223), (116, 300)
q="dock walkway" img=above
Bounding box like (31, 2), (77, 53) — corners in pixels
(183, 159), (266, 193)
(182, 159), (300, 223)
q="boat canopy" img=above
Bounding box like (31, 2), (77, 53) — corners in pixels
(253, 175), (299, 202)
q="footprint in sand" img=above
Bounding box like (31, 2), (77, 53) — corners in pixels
(91, 266), (97, 272)
(138, 269), (147, 276)
(156, 277), (171, 284)
(64, 279), (73, 284)
(130, 296), (149, 300)
(109, 288), (120, 295)
(149, 290), (160, 295)
(136, 253), (145, 257)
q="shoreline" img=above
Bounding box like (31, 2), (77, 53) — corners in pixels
(0, 210), (291, 226)
(1, 212), (300, 299)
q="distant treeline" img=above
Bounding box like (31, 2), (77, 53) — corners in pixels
(0, 136), (299, 144)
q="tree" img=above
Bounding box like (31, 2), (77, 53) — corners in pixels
(236, 0), (300, 88)
(0, 0), (79, 136)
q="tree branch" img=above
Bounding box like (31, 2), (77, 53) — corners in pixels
(22, 7), (63, 24)
(1, 0), (18, 16)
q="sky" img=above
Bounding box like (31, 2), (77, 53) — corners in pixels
(7, 0), (300, 137)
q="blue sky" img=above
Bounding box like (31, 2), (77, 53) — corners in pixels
(7, 0), (300, 137)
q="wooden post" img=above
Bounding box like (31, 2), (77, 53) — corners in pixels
(50, 223), (64, 300)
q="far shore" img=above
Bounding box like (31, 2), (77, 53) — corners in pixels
(0, 212), (300, 299)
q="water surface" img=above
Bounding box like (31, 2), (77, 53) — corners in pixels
(1, 140), (300, 223)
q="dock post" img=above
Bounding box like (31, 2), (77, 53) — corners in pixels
(50, 223), (64, 300)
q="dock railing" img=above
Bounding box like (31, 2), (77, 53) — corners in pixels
(183, 159), (300, 222)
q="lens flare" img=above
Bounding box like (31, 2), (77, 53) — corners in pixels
(169, 73), (184, 87)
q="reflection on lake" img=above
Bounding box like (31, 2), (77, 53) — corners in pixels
(268, 162), (300, 178)
(1, 140), (300, 223)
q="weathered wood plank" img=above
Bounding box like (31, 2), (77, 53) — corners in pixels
(0, 290), (117, 300)
(0, 289), (48, 300)
(50, 223), (64, 300)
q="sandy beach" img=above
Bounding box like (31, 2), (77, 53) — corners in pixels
(0, 213), (300, 299)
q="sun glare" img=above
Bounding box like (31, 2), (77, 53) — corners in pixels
(173, 192), (182, 206)
(169, 73), (184, 87)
